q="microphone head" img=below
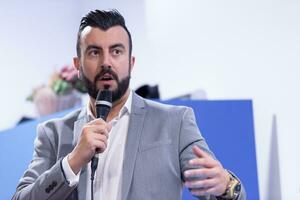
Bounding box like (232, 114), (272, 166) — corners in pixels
(95, 89), (112, 120)
(95, 89), (112, 108)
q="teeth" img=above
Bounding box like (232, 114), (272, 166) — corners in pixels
(102, 77), (112, 80)
(100, 73), (113, 81)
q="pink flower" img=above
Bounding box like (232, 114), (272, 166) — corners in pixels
(27, 65), (87, 102)
(60, 65), (78, 82)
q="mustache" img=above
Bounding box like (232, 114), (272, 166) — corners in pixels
(94, 67), (118, 83)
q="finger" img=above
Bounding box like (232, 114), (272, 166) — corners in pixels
(93, 133), (109, 153)
(88, 125), (110, 138)
(189, 157), (217, 168)
(190, 186), (216, 197)
(93, 133), (108, 143)
(190, 185), (223, 196)
(82, 124), (106, 135)
(192, 145), (211, 158)
(94, 140), (107, 154)
(205, 185), (223, 196)
(184, 168), (217, 179)
(89, 118), (106, 125)
(94, 122), (112, 135)
(185, 178), (217, 189)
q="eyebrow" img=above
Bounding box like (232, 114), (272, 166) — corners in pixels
(85, 45), (101, 53)
(85, 43), (126, 54)
(109, 43), (125, 50)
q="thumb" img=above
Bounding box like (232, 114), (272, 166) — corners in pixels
(192, 145), (210, 158)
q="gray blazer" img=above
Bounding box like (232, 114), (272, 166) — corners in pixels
(13, 93), (246, 200)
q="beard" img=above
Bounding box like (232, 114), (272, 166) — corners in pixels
(80, 67), (130, 103)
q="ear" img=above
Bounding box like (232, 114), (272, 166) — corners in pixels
(130, 56), (135, 73)
(73, 57), (81, 78)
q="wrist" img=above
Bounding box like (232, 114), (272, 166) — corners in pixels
(68, 152), (83, 175)
(217, 170), (241, 200)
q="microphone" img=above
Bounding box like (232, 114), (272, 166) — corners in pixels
(95, 89), (112, 120)
(91, 89), (112, 181)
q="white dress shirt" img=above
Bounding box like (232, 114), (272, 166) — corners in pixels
(62, 91), (132, 200)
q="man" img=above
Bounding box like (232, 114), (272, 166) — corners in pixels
(13, 9), (245, 200)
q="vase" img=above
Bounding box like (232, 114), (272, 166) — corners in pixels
(33, 86), (82, 117)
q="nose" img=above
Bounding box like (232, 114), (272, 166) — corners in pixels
(101, 51), (112, 69)
(101, 65), (111, 71)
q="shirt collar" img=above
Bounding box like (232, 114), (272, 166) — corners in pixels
(87, 90), (132, 121)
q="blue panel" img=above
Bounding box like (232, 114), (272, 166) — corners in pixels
(0, 109), (71, 200)
(0, 100), (259, 200)
(163, 100), (259, 200)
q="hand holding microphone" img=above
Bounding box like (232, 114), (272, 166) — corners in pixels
(67, 89), (112, 175)
(91, 89), (112, 176)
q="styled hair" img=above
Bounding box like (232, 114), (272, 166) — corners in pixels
(76, 9), (132, 58)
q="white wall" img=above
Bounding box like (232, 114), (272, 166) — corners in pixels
(0, 0), (81, 129)
(1, 1), (299, 199)
(141, 1), (300, 199)
(0, 0), (146, 130)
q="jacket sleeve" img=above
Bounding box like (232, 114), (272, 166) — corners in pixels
(12, 123), (77, 200)
(179, 107), (246, 200)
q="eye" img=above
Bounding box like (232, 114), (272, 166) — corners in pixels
(112, 48), (122, 56)
(88, 49), (99, 57)
(90, 49), (99, 56)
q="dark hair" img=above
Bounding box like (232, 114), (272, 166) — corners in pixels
(76, 9), (132, 58)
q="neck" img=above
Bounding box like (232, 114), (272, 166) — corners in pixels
(90, 89), (130, 121)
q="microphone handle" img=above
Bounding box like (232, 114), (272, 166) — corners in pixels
(96, 105), (110, 120)
(91, 104), (111, 178)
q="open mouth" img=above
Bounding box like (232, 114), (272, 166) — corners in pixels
(100, 73), (114, 81)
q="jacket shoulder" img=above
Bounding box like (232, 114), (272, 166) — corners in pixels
(39, 108), (83, 128)
(144, 98), (192, 115)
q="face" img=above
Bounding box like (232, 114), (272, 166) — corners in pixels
(74, 26), (135, 102)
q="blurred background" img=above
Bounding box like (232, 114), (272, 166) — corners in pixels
(0, 0), (299, 199)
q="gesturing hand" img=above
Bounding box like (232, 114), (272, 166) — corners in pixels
(184, 145), (230, 197)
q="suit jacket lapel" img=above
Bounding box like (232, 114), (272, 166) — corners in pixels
(122, 93), (146, 200)
(72, 108), (89, 200)
(72, 107), (88, 147)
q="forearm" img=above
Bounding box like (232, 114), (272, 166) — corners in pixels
(12, 159), (76, 200)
